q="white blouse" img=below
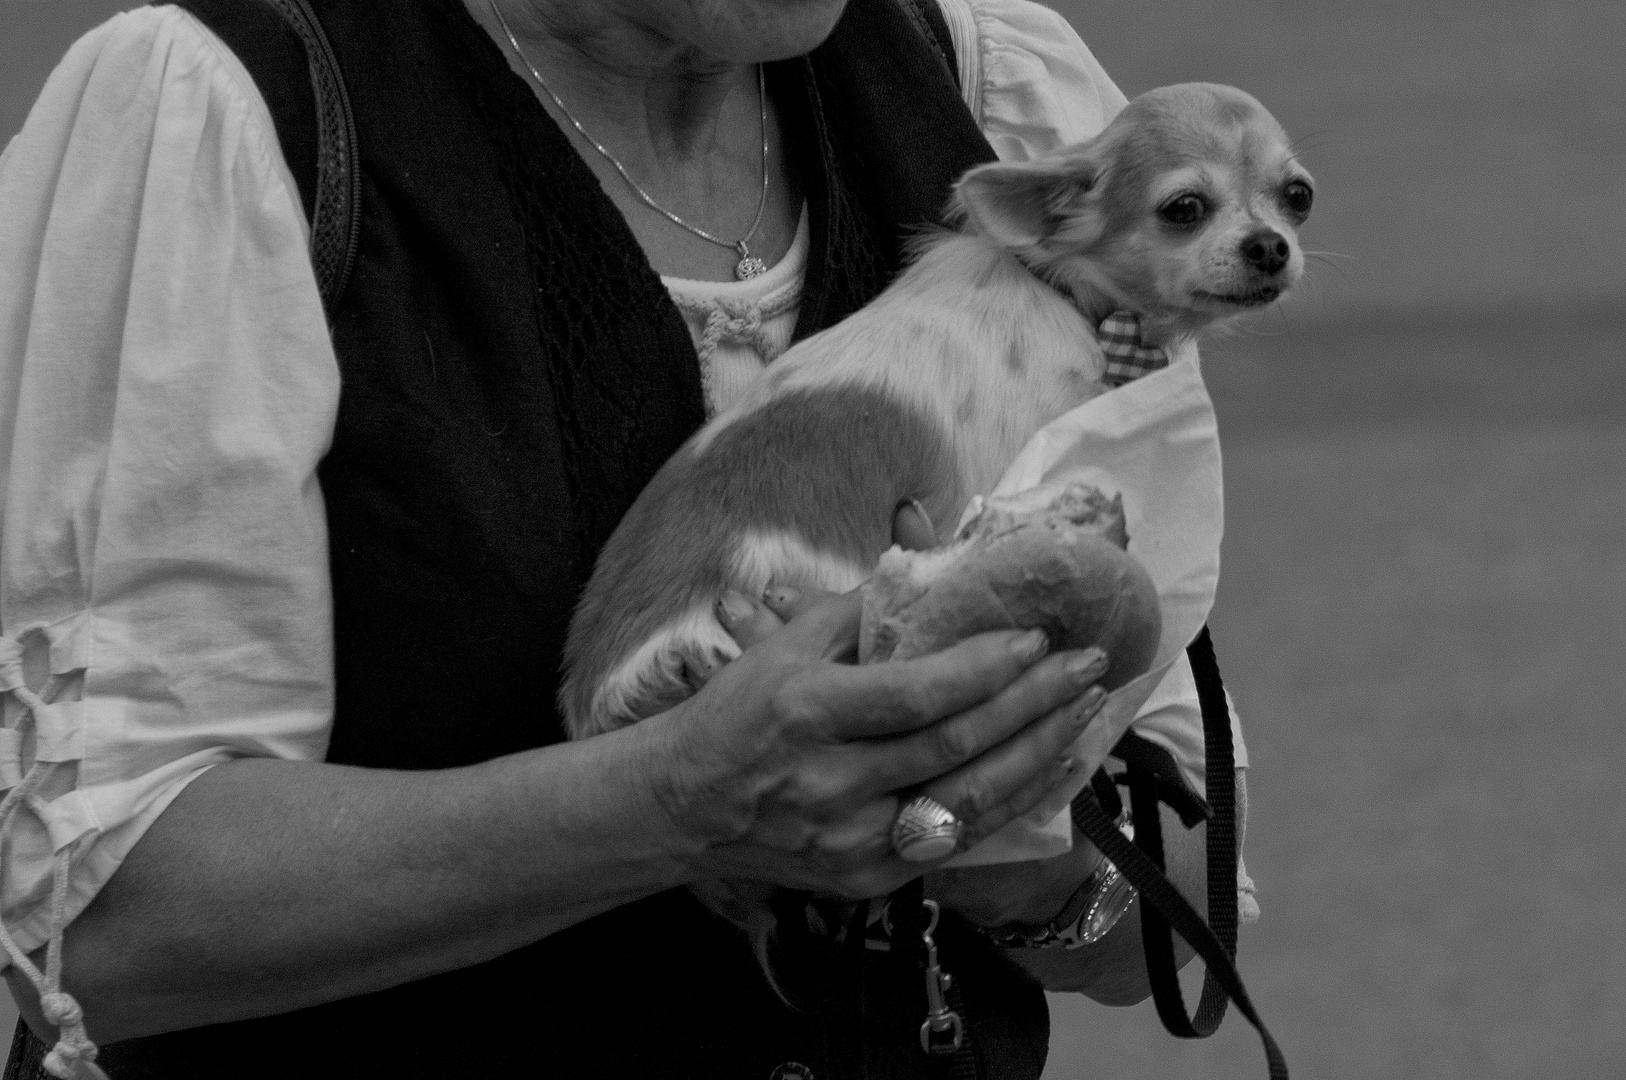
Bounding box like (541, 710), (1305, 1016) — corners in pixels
(0, 0), (1247, 962)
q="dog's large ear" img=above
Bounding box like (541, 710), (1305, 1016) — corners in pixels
(954, 155), (1099, 249)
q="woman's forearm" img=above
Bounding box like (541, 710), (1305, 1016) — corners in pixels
(16, 719), (695, 1044)
(10, 599), (1118, 1045)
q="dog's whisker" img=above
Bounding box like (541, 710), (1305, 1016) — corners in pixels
(1227, 309), (1296, 339)
(1227, 324), (1283, 340)
(1304, 254), (1353, 284)
(1288, 131), (1331, 156)
(1298, 275), (1338, 316)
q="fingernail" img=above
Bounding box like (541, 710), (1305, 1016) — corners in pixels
(762, 584), (799, 610)
(1066, 648), (1108, 688)
(1011, 628), (1050, 661)
(1071, 686), (1109, 729)
(716, 590), (753, 626)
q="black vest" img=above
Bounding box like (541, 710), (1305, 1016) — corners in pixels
(88, 1), (1053, 1078)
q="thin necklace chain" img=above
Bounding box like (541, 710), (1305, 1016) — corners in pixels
(488, 0), (772, 280)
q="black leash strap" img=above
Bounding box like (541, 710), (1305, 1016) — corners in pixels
(1148, 624), (1240, 1036)
(1074, 792), (1286, 1079)
(1129, 770), (1231, 1036)
(1072, 627), (1288, 1079)
(1112, 728), (1211, 829)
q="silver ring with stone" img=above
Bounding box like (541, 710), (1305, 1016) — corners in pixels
(891, 794), (964, 862)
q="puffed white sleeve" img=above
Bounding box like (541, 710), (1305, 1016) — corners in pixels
(934, 0), (1130, 159)
(0, 4), (339, 965)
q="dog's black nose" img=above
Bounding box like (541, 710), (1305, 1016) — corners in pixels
(1241, 229), (1291, 275)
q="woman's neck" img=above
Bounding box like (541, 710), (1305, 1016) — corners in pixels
(472, 0), (753, 168)
(466, 0), (803, 280)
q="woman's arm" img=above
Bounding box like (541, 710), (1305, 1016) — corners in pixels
(16, 728), (690, 1042)
(9, 590), (1108, 1043)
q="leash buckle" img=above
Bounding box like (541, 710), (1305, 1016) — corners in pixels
(916, 900), (964, 1054)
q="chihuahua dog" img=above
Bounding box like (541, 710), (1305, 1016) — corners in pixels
(561, 83), (1313, 743)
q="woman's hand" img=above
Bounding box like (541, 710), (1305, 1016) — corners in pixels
(702, 586), (1209, 1004)
(656, 586), (1109, 902)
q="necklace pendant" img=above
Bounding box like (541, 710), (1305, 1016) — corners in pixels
(493, 2), (775, 289)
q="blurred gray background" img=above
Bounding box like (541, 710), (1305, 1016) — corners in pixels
(4, 0), (1624, 1076)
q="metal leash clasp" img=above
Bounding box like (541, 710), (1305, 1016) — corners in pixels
(917, 900), (964, 1054)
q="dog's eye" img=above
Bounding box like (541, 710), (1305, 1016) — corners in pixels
(1282, 181), (1314, 216)
(1157, 194), (1207, 226)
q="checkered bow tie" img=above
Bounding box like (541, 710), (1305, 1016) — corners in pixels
(1097, 311), (1169, 387)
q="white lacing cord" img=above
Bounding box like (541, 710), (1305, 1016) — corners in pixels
(671, 290), (800, 408)
(0, 639), (107, 1080)
(1237, 857), (1260, 926)
(1234, 768), (1259, 925)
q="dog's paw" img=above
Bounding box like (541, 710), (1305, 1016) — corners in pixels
(680, 645), (728, 694)
(572, 605), (741, 738)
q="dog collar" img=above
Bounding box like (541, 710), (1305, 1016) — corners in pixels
(1098, 311), (1169, 386)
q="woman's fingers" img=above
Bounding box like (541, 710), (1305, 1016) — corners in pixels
(762, 586), (859, 662)
(925, 683), (1109, 847)
(807, 629), (1056, 741)
(682, 582), (1117, 897)
(848, 646), (1106, 796)
(716, 585), (849, 655)
(760, 583), (838, 624)
(715, 590), (786, 652)
(891, 498), (937, 551)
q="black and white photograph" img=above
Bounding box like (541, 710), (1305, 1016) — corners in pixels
(1, 1), (1622, 1077)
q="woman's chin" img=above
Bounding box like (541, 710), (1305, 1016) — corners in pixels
(691, 0), (851, 63)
